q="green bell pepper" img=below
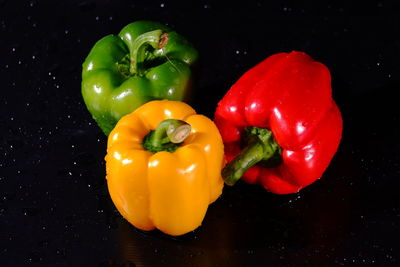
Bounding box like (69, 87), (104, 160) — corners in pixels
(81, 20), (198, 135)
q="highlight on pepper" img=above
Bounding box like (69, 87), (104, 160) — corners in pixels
(105, 100), (225, 236)
(214, 51), (343, 194)
(81, 20), (198, 135)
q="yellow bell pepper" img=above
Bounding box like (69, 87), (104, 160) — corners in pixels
(105, 100), (225, 236)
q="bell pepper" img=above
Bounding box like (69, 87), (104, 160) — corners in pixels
(214, 51), (342, 194)
(105, 100), (224, 236)
(82, 20), (198, 135)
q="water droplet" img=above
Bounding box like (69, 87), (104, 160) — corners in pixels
(22, 207), (40, 216)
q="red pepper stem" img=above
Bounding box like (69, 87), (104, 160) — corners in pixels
(130, 29), (167, 75)
(222, 127), (282, 186)
(149, 119), (191, 148)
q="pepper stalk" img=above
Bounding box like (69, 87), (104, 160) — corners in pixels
(143, 119), (191, 153)
(222, 127), (282, 186)
(129, 29), (168, 76)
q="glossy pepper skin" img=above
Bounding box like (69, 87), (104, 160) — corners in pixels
(215, 51), (342, 194)
(82, 21), (198, 135)
(105, 100), (224, 236)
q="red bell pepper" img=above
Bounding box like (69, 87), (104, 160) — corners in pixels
(214, 51), (342, 194)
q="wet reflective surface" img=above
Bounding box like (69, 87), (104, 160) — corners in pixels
(1, 1), (399, 266)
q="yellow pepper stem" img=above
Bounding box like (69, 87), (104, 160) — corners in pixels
(143, 119), (191, 153)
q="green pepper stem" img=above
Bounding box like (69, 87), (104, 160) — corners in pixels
(144, 119), (191, 153)
(129, 29), (168, 75)
(222, 127), (282, 186)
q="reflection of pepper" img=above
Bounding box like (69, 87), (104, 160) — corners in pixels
(106, 100), (224, 236)
(82, 21), (198, 135)
(215, 51), (342, 194)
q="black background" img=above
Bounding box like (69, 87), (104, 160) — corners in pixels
(1, 0), (400, 266)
